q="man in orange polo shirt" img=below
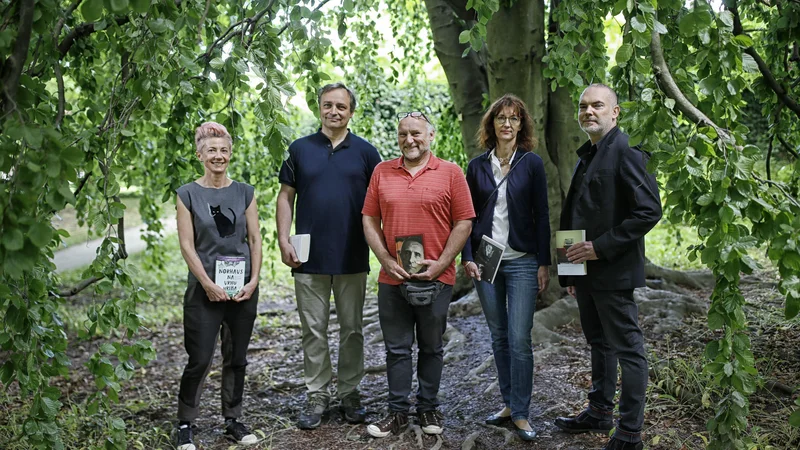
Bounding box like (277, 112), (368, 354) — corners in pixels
(362, 112), (475, 438)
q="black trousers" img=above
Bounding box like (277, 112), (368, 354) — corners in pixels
(377, 282), (452, 413)
(575, 286), (646, 443)
(177, 281), (258, 422)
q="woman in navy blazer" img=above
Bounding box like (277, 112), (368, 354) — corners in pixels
(461, 94), (551, 440)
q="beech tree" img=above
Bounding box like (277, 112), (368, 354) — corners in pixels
(1, 0), (799, 448)
(413, 0), (800, 448)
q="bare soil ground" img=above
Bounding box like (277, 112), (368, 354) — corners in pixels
(6, 272), (800, 450)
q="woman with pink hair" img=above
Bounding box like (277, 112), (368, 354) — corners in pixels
(174, 122), (261, 449)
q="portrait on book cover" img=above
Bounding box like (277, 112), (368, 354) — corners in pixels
(396, 235), (425, 274)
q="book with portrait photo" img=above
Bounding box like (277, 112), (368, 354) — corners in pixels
(395, 235), (425, 274)
(556, 229), (587, 276)
(475, 235), (505, 284)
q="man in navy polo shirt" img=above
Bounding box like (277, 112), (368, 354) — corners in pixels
(277, 82), (382, 430)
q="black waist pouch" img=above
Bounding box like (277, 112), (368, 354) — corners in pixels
(400, 281), (443, 306)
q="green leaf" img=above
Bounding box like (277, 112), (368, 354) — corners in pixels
(708, 311), (725, 330)
(131, 0), (150, 14)
(148, 19), (169, 34)
(100, 343), (116, 354)
(742, 53), (758, 73)
(630, 16), (647, 33)
(2, 228), (24, 251)
(697, 193), (714, 206)
(209, 57), (225, 69)
(786, 292), (800, 320)
(343, 0), (355, 12)
(459, 30), (470, 44)
(641, 88), (654, 102)
(653, 20), (668, 35)
(615, 43), (633, 64)
(718, 11), (734, 28)
(41, 397), (61, 418)
(27, 222), (53, 248)
(723, 362), (733, 377)
(790, 409), (800, 427)
(109, 0), (129, 14)
(732, 35), (753, 48)
(80, 0), (104, 22)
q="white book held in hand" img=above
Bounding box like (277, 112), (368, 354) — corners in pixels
(290, 234), (311, 263)
(556, 229), (587, 276)
(215, 256), (246, 297)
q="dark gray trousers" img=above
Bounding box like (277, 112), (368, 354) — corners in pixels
(377, 282), (452, 413)
(178, 281), (258, 422)
(575, 286), (646, 443)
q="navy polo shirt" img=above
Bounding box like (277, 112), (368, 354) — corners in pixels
(278, 129), (382, 274)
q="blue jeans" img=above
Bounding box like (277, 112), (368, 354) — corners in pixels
(474, 254), (538, 421)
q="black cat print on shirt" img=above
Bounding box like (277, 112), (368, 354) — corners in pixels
(209, 204), (236, 238)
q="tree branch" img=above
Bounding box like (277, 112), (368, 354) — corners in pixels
(1, 0), (35, 114)
(729, 0), (800, 118)
(57, 16), (131, 58)
(650, 31), (732, 142)
(752, 175), (800, 209)
(776, 134), (800, 158)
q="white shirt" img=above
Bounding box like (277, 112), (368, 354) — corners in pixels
(490, 150), (526, 260)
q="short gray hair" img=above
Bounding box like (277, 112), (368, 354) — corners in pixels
(318, 82), (357, 112)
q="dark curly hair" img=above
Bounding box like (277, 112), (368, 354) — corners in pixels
(477, 94), (537, 152)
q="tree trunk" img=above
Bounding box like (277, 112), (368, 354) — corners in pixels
(426, 0), (585, 306)
(424, 0), (488, 159)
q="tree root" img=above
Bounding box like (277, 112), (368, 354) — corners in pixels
(461, 430), (481, 450)
(482, 423), (517, 445)
(645, 261), (714, 290)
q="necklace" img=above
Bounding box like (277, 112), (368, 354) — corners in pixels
(497, 156), (511, 166)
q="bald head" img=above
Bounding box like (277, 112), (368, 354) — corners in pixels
(581, 83), (618, 106)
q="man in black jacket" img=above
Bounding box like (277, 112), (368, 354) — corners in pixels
(555, 84), (662, 450)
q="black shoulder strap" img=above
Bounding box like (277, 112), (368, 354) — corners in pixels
(476, 151), (529, 221)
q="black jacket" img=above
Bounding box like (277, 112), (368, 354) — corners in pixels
(461, 149), (551, 266)
(558, 127), (662, 290)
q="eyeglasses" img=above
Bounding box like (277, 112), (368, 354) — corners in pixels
(397, 111), (432, 124)
(494, 115), (521, 125)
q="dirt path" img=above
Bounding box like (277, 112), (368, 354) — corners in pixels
(37, 271), (800, 450)
(51, 292), (726, 450)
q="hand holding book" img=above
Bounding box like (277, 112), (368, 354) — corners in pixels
(565, 241), (598, 263)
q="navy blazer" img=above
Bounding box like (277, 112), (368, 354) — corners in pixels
(558, 127), (662, 290)
(461, 149), (551, 267)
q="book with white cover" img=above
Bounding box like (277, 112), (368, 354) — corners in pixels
(474, 235), (505, 284)
(556, 229), (587, 276)
(215, 256), (245, 297)
(290, 234), (311, 263)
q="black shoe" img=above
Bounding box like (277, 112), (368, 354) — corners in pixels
(418, 410), (444, 435)
(340, 392), (366, 424)
(224, 419), (258, 445)
(513, 422), (537, 441)
(367, 411), (409, 438)
(554, 410), (613, 434)
(484, 412), (512, 426)
(604, 437), (643, 450)
(297, 395), (328, 430)
(175, 423), (196, 450)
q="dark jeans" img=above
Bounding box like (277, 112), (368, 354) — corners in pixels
(474, 255), (538, 421)
(575, 286), (646, 443)
(178, 281), (258, 422)
(377, 282), (452, 413)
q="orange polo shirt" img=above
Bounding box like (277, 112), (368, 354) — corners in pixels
(362, 154), (475, 285)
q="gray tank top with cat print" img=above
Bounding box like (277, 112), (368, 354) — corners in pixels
(177, 180), (255, 284)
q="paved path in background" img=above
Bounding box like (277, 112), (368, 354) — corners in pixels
(53, 217), (177, 273)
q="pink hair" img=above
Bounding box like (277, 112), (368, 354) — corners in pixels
(194, 122), (232, 152)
